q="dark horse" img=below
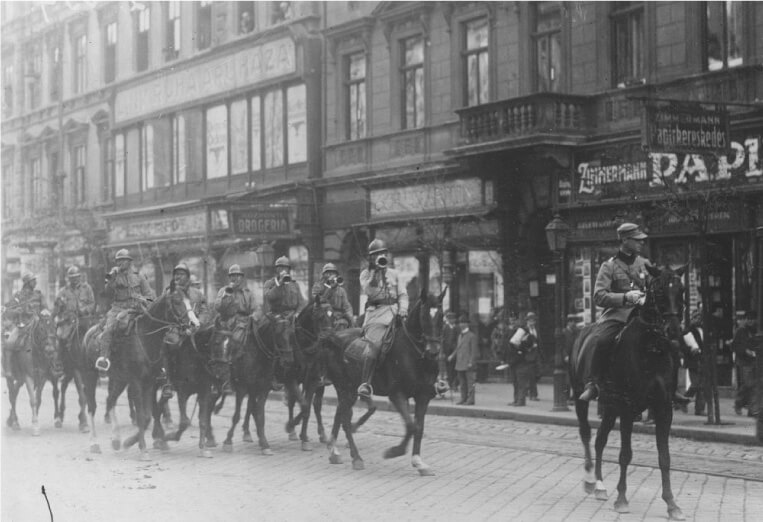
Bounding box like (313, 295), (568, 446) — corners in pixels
(571, 265), (685, 520)
(53, 313), (93, 432)
(319, 287), (444, 474)
(80, 296), (180, 458)
(5, 314), (59, 436)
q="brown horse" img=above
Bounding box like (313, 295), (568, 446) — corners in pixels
(53, 313), (93, 432)
(5, 314), (59, 436)
(318, 287), (444, 474)
(571, 265), (686, 520)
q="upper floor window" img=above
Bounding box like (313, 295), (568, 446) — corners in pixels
(135, 6), (150, 72)
(49, 42), (61, 101)
(611, 1), (644, 87)
(463, 18), (489, 105)
(401, 36), (425, 129)
(104, 21), (117, 83)
(72, 144), (86, 206)
(345, 52), (366, 140)
(239, 2), (255, 34)
(3, 164), (13, 219)
(114, 133), (125, 198)
(140, 124), (154, 189)
(30, 157), (43, 213)
(171, 114), (186, 183)
(2, 62), (13, 118)
(533, 3), (561, 92)
(271, 1), (294, 24)
(206, 104), (228, 179)
(102, 135), (113, 202)
(197, 1), (212, 50)
(705, 1), (744, 71)
(166, 1), (181, 61)
(73, 33), (87, 94)
(25, 43), (42, 111)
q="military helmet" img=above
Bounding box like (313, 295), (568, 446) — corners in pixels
(228, 264), (244, 276)
(115, 249), (133, 261)
(322, 263), (338, 275)
(274, 256), (291, 268)
(368, 239), (388, 255)
(22, 272), (37, 284)
(67, 266), (81, 278)
(173, 262), (190, 276)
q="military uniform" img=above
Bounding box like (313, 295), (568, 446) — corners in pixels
(311, 281), (353, 330)
(263, 271), (305, 363)
(52, 271), (95, 338)
(3, 274), (48, 376)
(214, 271), (255, 353)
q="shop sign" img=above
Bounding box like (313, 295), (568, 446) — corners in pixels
(643, 103), (730, 154)
(231, 208), (291, 238)
(115, 37), (296, 123)
(108, 211), (207, 243)
(647, 208), (741, 236)
(370, 178), (483, 219)
(576, 135), (762, 200)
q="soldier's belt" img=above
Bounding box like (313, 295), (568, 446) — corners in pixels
(369, 298), (396, 306)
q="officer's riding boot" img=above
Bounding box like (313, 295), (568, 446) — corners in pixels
(160, 344), (174, 399)
(669, 341), (690, 405)
(357, 356), (377, 400)
(95, 331), (112, 372)
(580, 342), (606, 402)
(221, 341), (235, 395)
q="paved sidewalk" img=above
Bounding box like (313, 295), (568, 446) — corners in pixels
(290, 379), (761, 446)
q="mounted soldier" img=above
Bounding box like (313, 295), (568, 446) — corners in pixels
(160, 263), (211, 398)
(263, 256), (305, 373)
(356, 239), (408, 400)
(214, 264), (255, 392)
(311, 263), (354, 331)
(52, 266), (95, 346)
(96, 249), (155, 372)
(3, 272), (49, 377)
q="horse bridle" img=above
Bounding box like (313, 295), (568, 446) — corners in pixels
(642, 272), (685, 341)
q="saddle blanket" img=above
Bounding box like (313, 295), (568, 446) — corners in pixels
(344, 337), (373, 363)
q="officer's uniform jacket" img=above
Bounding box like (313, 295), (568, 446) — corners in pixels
(360, 267), (409, 318)
(214, 285), (255, 321)
(106, 268), (155, 310)
(593, 252), (652, 324)
(263, 278), (304, 317)
(53, 282), (95, 321)
(165, 283), (211, 327)
(5, 287), (47, 325)
(311, 280), (354, 323)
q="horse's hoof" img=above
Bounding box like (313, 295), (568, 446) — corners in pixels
(594, 488), (608, 501)
(329, 454), (342, 465)
(79, 423), (90, 434)
(11, 422), (21, 431)
(54, 419), (62, 429)
(383, 446), (406, 459)
(205, 439), (217, 448)
(198, 449), (214, 459)
(139, 451), (151, 462)
(318, 433), (328, 444)
(104, 414), (111, 425)
(301, 441), (312, 452)
(32, 425), (41, 437)
(242, 433), (254, 443)
(288, 431), (299, 442)
(417, 467), (435, 477)
(153, 440), (169, 451)
(111, 439), (121, 451)
(614, 500), (629, 513)
(90, 443), (101, 454)
(261, 448), (274, 456)
(352, 459), (365, 470)
(668, 507), (686, 521)
(222, 443), (233, 453)
(583, 481), (595, 494)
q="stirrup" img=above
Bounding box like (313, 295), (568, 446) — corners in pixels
(578, 383), (598, 402)
(434, 379), (450, 395)
(161, 384), (174, 399)
(95, 357), (111, 372)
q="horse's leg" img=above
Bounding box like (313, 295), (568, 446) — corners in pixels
(383, 391), (414, 460)
(655, 400), (685, 520)
(106, 379), (127, 451)
(575, 399), (595, 493)
(339, 394), (365, 470)
(51, 375), (61, 426)
(254, 389), (272, 455)
(151, 390), (170, 451)
(410, 395), (434, 476)
(57, 374), (71, 428)
(72, 369), (90, 433)
(284, 377), (306, 440)
(223, 391), (245, 452)
(6, 376), (21, 430)
(136, 381), (153, 460)
(164, 391), (190, 442)
(350, 398), (378, 433)
(82, 370), (101, 452)
(241, 395), (254, 443)
(25, 373), (40, 436)
(593, 411), (617, 500)
(614, 407), (634, 513)
(327, 390), (345, 465)
(313, 385), (327, 443)
(205, 391), (218, 448)
(298, 383), (316, 451)
(198, 391), (214, 458)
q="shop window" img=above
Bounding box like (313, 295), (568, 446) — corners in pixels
(238, 2), (255, 34)
(345, 52), (366, 140)
(25, 42), (42, 110)
(705, 1), (744, 71)
(463, 18), (489, 105)
(206, 104), (228, 179)
(230, 99), (248, 175)
(114, 133), (125, 197)
(102, 135), (113, 202)
(250, 95), (262, 171)
(287, 84), (307, 164)
(73, 33), (87, 94)
(532, 2), (561, 93)
(165, 1), (181, 61)
(2, 61), (13, 118)
(104, 21), (117, 83)
(611, 1), (644, 87)
(152, 118), (171, 187)
(140, 124), (154, 189)
(72, 144), (86, 206)
(171, 114), (186, 184)
(401, 36), (425, 129)
(197, 1), (212, 51)
(135, 6), (150, 72)
(49, 42), (61, 101)
(264, 89), (284, 168)
(30, 158), (43, 213)
(185, 110), (204, 182)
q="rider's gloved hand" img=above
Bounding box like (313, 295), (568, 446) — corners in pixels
(624, 290), (644, 305)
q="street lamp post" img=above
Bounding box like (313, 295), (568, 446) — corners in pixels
(545, 214), (570, 412)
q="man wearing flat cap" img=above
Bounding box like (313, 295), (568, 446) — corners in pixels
(579, 222), (652, 401)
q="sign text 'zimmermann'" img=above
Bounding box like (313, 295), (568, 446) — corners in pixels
(643, 103), (730, 154)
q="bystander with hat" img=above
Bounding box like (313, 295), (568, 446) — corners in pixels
(449, 314), (478, 405)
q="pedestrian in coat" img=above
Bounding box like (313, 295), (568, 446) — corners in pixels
(732, 310), (758, 416)
(508, 313), (538, 406)
(440, 311), (459, 391)
(448, 315), (478, 405)
(681, 309), (707, 416)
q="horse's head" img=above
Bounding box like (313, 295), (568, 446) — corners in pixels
(405, 285), (447, 355)
(644, 264), (686, 339)
(308, 295), (334, 335)
(37, 313), (63, 377)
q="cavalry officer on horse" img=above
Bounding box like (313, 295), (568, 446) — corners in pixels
(356, 239), (408, 401)
(160, 262), (211, 398)
(52, 265), (95, 347)
(214, 264), (255, 392)
(96, 249), (156, 372)
(311, 263), (354, 331)
(263, 256), (305, 376)
(3, 272), (49, 377)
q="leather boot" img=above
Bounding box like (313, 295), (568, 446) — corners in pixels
(579, 382), (599, 401)
(95, 332), (112, 371)
(357, 355), (376, 400)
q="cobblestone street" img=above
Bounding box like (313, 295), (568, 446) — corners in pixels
(2, 384), (762, 521)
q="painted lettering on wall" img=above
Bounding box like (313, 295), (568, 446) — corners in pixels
(108, 212), (207, 243)
(370, 178), (483, 219)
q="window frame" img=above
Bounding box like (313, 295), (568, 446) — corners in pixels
(103, 20), (117, 84)
(237, 1), (256, 35)
(610, 1), (645, 88)
(73, 32), (87, 94)
(135, 6), (151, 72)
(462, 17), (490, 106)
(531, 3), (562, 93)
(2, 60), (13, 118)
(25, 42), (42, 111)
(49, 40), (62, 101)
(72, 143), (86, 206)
(344, 51), (367, 140)
(165, 1), (181, 61)
(2, 163), (12, 220)
(400, 35), (425, 130)
(197, 1), (212, 51)
(703, 0), (745, 71)
(30, 157), (43, 214)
